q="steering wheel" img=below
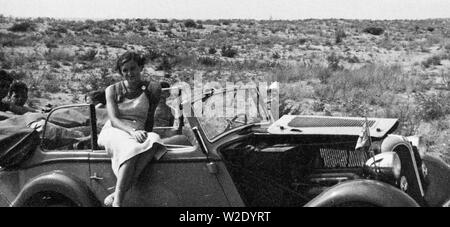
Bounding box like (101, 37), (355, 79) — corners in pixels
(225, 113), (247, 130)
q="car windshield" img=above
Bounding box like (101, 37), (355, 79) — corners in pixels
(192, 87), (271, 140)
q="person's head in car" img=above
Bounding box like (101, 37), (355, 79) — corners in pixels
(7, 81), (28, 107)
(0, 70), (13, 100)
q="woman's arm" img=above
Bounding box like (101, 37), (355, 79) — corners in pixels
(105, 85), (147, 142)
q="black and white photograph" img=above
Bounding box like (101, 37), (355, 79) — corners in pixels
(0, 0), (449, 213)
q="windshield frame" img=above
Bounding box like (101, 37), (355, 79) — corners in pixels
(188, 86), (273, 143)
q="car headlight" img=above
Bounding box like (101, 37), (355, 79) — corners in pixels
(364, 151), (402, 180)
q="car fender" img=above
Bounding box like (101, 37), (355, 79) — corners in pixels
(381, 134), (413, 152)
(421, 153), (450, 207)
(305, 179), (419, 207)
(11, 170), (99, 207)
(381, 134), (426, 204)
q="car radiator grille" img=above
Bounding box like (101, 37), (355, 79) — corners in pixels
(288, 117), (376, 128)
(319, 148), (369, 168)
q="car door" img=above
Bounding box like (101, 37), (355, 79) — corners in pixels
(185, 87), (273, 206)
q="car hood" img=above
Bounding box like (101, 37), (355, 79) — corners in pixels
(267, 115), (399, 138)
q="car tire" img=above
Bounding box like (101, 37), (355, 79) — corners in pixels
(25, 192), (78, 207)
(332, 201), (379, 207)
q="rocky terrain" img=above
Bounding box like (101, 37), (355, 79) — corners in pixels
(0, 16), (449, 162)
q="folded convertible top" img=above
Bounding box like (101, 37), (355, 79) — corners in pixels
(0, 126), (40, 168)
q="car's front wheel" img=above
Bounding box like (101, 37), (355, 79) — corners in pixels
(332, 201), (379, 207)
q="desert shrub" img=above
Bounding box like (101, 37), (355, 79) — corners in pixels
(77, 49), (97, 61)
(41, 73), (61, 93)
(268, 64), (322, 83)
(415, 92), (450, 122)
(50, 61), (61, 68)
(184, 19), (197, 28)
(73, 23), (90, 32)
(298, 38), (308, 45)
(427, 27), (435, 32)
(45, 39), (58, 48)
(81, 68), (116, 92)
(198, 56), (218, 66)
(0, 33), (34, 47)
(158, 19), (169, 23)
(335, 28), (346, 44)
(46, 49), (75, 62)
(164, 30), (176, 38)
(317, 67), (333, 84)
(53, 26), (67, 33)
(444, 43), (450, 51)
(315, 64), (406, 107)
(196, 23), (204, 29)
(422, 55), (441, 68)
(106, 39), (123, 48)
(221, 20), (231, 25)
(312, 100), (325, 112)
(92, 28), (109, 35)
(208, 47), (217, 54)
(148, 23), (158, 32)
(221, 45), (238, 58)
(326, 52), (342, 71)
(272, 52), (281, 59)
(384, 101), (421, 136)
(174, 53), (197, 68)
(8, 21), (35, 32)
(156, 56), (174, 71)
(363, 27), (384, 36)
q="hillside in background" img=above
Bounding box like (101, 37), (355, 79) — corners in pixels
(0, 16), (449, 162)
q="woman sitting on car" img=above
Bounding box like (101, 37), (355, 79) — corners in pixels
(97, 51), (165, 207)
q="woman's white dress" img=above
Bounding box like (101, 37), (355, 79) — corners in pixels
(98, 82), (166, 176)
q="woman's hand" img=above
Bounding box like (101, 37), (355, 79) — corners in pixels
(130, 130), (148, 143)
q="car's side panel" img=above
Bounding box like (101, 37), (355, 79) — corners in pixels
(89, 149), (233, 207)
(422, 154), (450, 207)
(211, 161), (245, 207)
(124, 161), (231, 206)
(0, 170), (20, 207)
(305, 179), (420, 207)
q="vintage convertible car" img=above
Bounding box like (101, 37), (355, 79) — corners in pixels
(0, 86), (449, 207)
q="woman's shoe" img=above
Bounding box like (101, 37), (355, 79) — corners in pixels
(104, 193), (115, 207)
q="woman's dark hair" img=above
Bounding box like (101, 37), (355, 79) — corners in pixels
(0, 70), (13, 83)
(115, 51), (146, 75)
(9, 81), (28, 94)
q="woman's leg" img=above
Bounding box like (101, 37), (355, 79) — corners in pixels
(109, 144), (162, 206)
(131, 145), (158, 183)
(113, 157), (137, 207)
